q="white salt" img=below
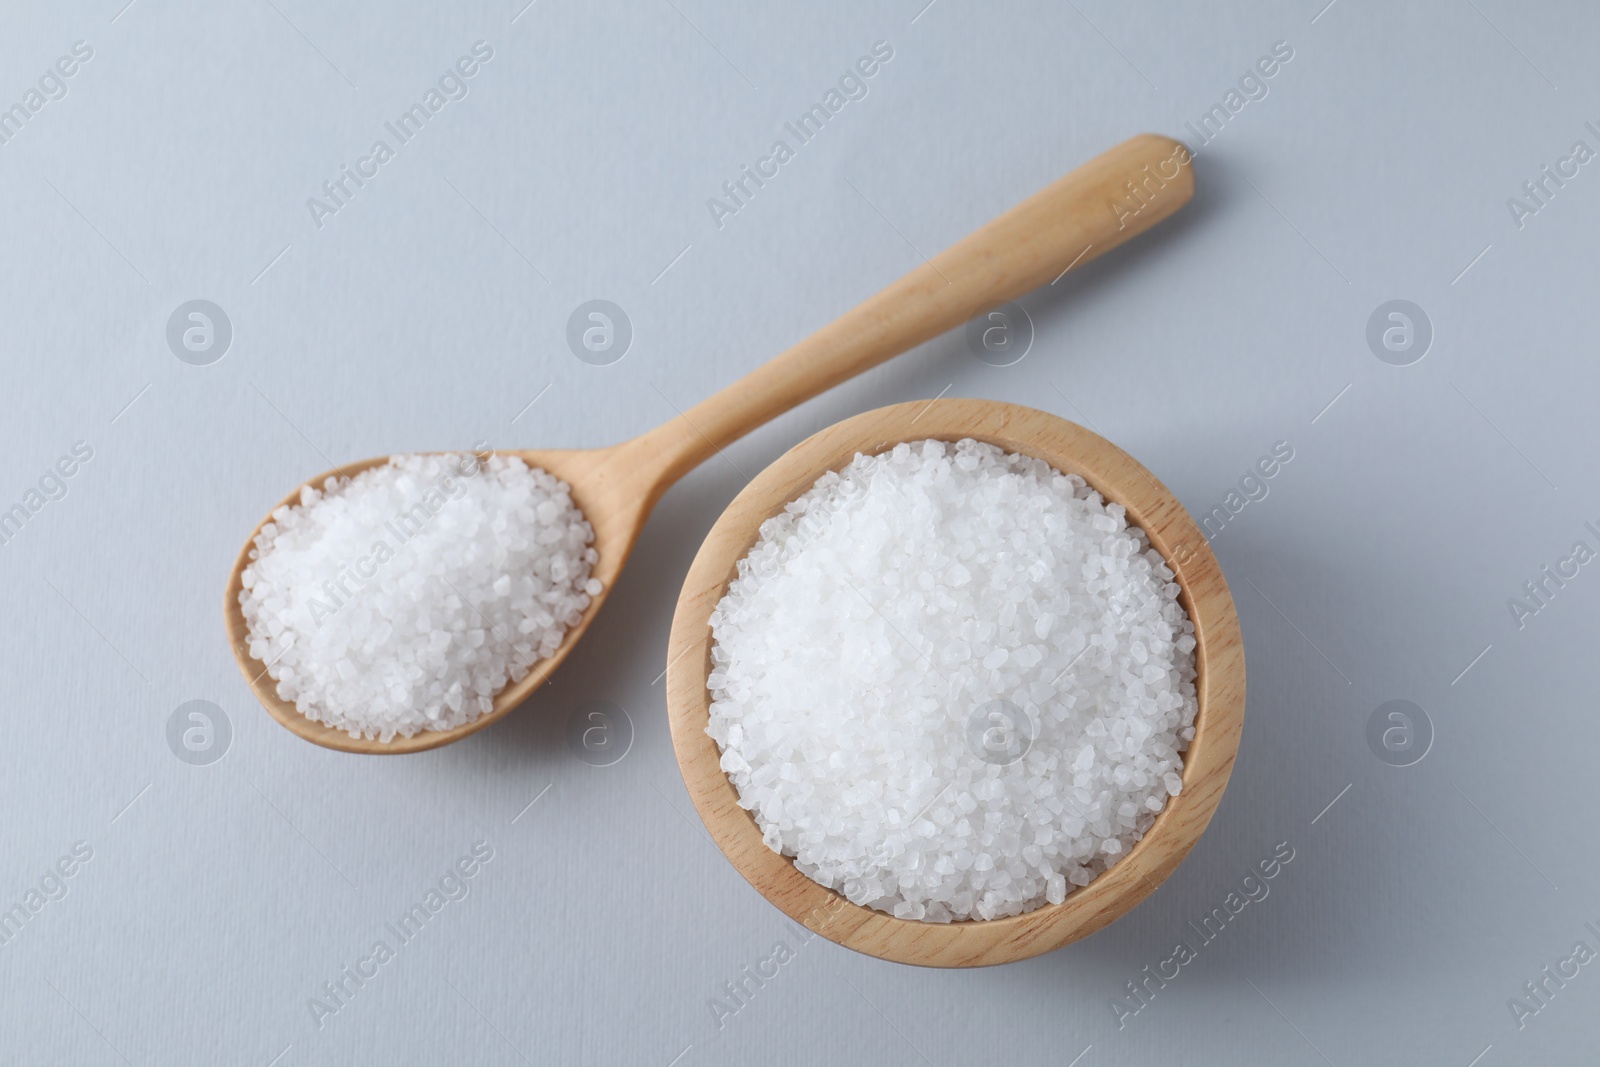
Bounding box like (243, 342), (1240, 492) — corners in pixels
(707, 439), (1197, 922)
(239, 452), (599, 741)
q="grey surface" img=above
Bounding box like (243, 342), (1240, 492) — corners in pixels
(0, 1), (1594, 1064)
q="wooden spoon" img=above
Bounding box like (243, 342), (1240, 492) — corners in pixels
(666, 399), (1245, 966)
(225, 133), (1195, 753)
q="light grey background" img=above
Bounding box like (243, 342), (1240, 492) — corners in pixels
(1, 1), (1594, 1063)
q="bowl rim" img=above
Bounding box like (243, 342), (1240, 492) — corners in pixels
(664, 397), (1246, 967)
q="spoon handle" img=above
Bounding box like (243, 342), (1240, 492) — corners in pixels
(633, 132), (1194, 487)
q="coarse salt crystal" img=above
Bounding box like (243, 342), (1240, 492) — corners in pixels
(239, 452), (599, 740)
(707, 439), (1197, 922)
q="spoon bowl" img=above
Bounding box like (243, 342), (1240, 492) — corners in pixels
(223, 441), (665, 753)
(225, 133), (1196, 751)
(665, 398), (1245, 967)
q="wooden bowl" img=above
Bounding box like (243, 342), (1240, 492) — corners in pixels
(665, 398), (1246, 967)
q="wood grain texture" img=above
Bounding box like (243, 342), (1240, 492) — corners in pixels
(665, 399), (1245, 967)
(223, 134), (1195, 752)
